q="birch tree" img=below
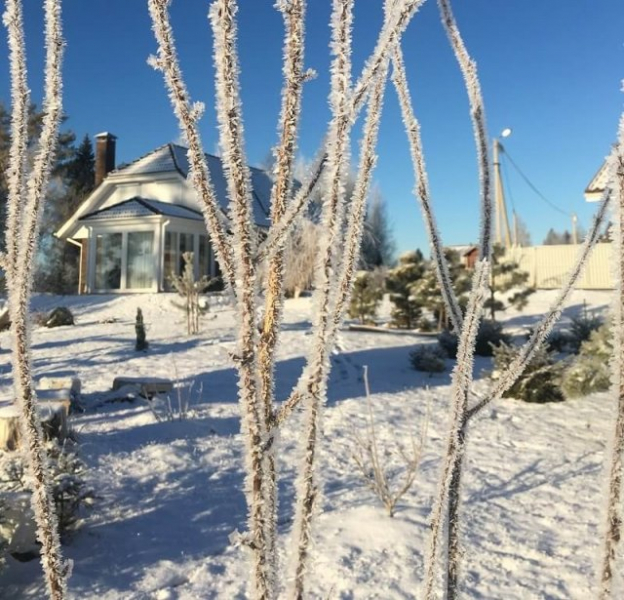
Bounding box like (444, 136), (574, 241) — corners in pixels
(1, 0), (70, 598)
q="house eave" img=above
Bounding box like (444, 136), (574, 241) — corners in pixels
(55, 170), (187, 240)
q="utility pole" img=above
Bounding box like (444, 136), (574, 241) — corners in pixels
(493, 134), (513, 248)
(572, 213), (578, 244)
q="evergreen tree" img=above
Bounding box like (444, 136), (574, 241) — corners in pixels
(0, 102), (75, 251)
(36, 134), (95, 294)
(348, 271), (383, 324)
(410, 249), (471, 331)
(386, 250), (425, 329)
(485, 244), (535, 320)
(542, 226), (585, 245)
(135, 308), (149, 351)
(360, 190), (396, 269)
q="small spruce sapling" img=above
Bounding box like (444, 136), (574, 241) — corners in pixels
(348, 271), (382, 324)
(135, 308), (148, 351)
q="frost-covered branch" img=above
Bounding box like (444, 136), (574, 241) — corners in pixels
(3, 1), (69, 598)
(267, 63), (388, 452)
(147, 0), (236, 289)
(208, 1), (271, 597)
(466, 190), (611, 420)
(391, 46), (463, 333)
(257, 0), (427, 263)
(289, 1), (355, 596)
(350, 0), (425, 111)
(422, 260), (489, 600)
(3, 0), (29, 281)
(437, 0), (492, 261)
(331, 64), (389, 331)
(258, 0), (308, 588)
(598, 115), (624, 600)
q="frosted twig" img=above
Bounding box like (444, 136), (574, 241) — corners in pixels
(208, 1), (271, 597)
(422, 260), (489, 600)
(269, 55), (392, 437)
(391, 46), (463, 333)
(290, 1), (355, 596)
(598, 115), (624, 600)
(3, 0), (29, 282)
(258, 0), (307, 590)
(437, 0), (492, 261)
(466, 189), (611, 420)
(332, 64), (389, 331)
(3, 1), (69, 598)
(351, 365), (427, 517)
(147, 0), (236, 290)
(256, 0), (428, 263)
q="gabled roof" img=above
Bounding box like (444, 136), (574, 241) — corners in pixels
(113, 143), (272, 227)
(79, 197), (203, 222)
(585, 160), (609, 202)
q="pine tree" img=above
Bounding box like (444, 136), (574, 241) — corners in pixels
(36, 134), (94, 293)
(360, 189), (396, 269)
(485, 244), (535, 320)
(386, 250), (425, 329)
(348, 271), (382, 323)
(411, 249), (471, 331)
(0, 101), (74, 252)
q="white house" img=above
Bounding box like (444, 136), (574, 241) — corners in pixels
(56, 133), (272, 293)
(584, 160), (609, 202)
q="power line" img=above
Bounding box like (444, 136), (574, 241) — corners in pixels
(500, 146), (570, 217)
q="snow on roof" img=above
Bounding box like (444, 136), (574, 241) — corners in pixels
(79, 197), (204, 222)
(584, 160), (609, 202)
(115, 143), (272, 227)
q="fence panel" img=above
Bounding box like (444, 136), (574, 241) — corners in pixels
(504, 243), (613, 290)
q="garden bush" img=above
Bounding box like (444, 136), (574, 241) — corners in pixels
(491, 342), (566, 403)
(437, 320), (511, 358)
(409, 345), (447, 374)
(562, 323), (612, 398)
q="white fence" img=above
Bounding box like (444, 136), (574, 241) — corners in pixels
(504, 243), (613, 290)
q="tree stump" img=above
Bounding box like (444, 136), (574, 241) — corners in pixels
(0, 399), (69, 452)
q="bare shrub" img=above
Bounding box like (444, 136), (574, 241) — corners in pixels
(170, 251), (214, 335)
(351, 366), (428, 517)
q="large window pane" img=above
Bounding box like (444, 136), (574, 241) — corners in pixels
(178, 233), (194, 275)
(95, 233), (122, 290)
(164, 231), (177, 290)
(127, 232), (154, 289)
(199, 235), (211, 277)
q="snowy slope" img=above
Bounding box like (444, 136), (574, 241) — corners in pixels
(0, 289), (617, 599)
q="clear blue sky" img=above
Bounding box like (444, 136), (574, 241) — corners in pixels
(1, 1), (623, 256)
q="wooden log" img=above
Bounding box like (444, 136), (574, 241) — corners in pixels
(112, 376), (173, 398)
(0, 405), (20, 451)
(38, 375), (81, 410)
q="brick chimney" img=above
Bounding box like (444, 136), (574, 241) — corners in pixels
(95, 132), (117, 187)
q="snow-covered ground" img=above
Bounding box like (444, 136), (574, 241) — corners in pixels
(0, 289), (617, 599)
